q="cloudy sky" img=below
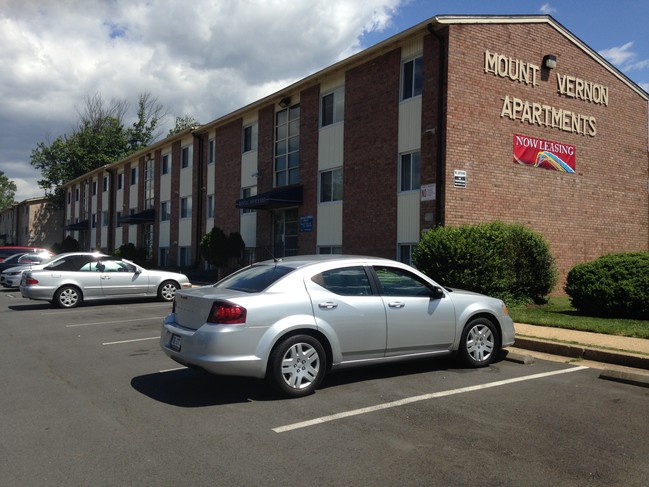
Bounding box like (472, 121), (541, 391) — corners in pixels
(1, 0), (648, 202)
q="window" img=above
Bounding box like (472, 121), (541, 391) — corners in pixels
(181, 146), (191, 168)
(117, 173), (123, 190)
(160, 201), (170, 222)
(130, 167), (138, 185)
(91, 213), (96, 229)
(101, 211), (108, 227)
(320, 88), (344, 127)
(318, 246), (342, 255)
(207, 194), (214, 219)
(401, 56), (423, 100)
(161, 153), (170, 175)
(208, 138), (215, 164)
(243, 123), (258, 152)
(144, 158), (154, 209)
(179, 247), (192, 267)
(312, 266), (372, 296)
(92, 181), (97, 196)
(274, 105), (300, 187)
(180, 197), (192, 219)
(373, 266), (433, 297)
(319, 168), (343, 203)
(399, 151), (421, 192)
(116, 211), (122, 225)
(103, 176), (109, 192)
(399, 244), (416, 266)
(159, 247), (170, 267)
(75, 188), (79, 202)
(241, 187), (255, 214)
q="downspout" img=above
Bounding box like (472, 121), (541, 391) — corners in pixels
(427, 22), (446, 227)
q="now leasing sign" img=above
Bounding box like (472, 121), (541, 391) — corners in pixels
(513, 134), (576, 173)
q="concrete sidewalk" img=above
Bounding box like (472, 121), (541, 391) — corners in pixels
(509, 322), (649, 387)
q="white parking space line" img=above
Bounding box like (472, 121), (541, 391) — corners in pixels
(159, 366), (188, 373)
(273, 366), (589, 433)
(66, 317), (165, 328)
(102, 336), (160, 346)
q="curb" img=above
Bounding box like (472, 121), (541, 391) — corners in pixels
(511, 337), (649, 388)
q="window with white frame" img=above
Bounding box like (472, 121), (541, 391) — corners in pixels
(318, 246), (343, 255)
(144, 158), (154, 209)
(207, 194), (214, 219)
(75, 188), (79, 201)
(130, 167), (138, 185)
(180, 197), (192, 219)
(243, 123), (258, 152)
(320, 87), (344, 127)
(241, 187), (255, 214)
(181, 146), (192, 169)
(102, 176), (109, 192)
(274, 105), (300, 187)
(117, 173), (123, 190)
(398, 244), (416, 266)
(160, 201), (170, 222)
(91, 213), (96, 228)
(179, 246), (192, 267)
(208, 138), (215, 164)
(102, 211), (108, 227)
(401, 56), (423, 100)
(319, 168), (343, 203)
(161, 153), (170, 175)
(159, 247), (170, 267)
(92, 181), (97, 196)
(67, 191), (71, 204)
(399, 151), (421, 192)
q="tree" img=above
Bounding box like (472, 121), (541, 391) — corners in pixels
(30, 91), (167, 207)
(167, 115), (200, 137)
(0, 170), (17, 210)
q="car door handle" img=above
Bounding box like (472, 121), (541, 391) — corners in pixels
(319, 302), (338, 310)
(388, 302), (405, 308)
(101, 276), (111, 280)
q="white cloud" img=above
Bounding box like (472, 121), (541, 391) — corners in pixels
(539, 3), (556, 15)
(0, 0), (403, 201)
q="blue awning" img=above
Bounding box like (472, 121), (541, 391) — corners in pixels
(236, 185), (303, 210)
(119, 208), (155, 224)
(65, 220), (90, 231)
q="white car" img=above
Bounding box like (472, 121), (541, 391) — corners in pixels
(20, 252), (191, 308)
(1, 251), (55, 288)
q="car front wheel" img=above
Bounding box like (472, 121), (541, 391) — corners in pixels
(158, 281), (179, 302)
(460, 318), (499, 367)
(54, 285), (82, 309)
(267, 335), (327, 398)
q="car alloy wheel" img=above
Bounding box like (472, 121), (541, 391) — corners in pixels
(268, 335), (326, 397)
(460, 318), (498, 367)
(55, 285), (81, 309)
(158, 281), (179, 302)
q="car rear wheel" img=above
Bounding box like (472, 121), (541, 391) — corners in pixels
(54, 285), (82, 309)
(267, 335), (327, 398)
(460, 317), (498, 367)
(158, 281), (179, 302)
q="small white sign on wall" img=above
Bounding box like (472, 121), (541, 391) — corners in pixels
(454, 170), (467, 188)
(420, 183), (436, 201)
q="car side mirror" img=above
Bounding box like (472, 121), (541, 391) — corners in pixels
(430, 286), (445, 299)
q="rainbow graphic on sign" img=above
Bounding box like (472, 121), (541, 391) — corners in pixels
(513, 134), (576, 173)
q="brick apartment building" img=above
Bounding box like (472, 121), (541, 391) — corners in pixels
(62, 15), (649, 289)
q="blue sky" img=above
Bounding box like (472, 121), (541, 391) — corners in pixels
(1, 0), (647, 201)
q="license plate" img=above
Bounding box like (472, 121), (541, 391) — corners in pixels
(170, 334), (182, 352)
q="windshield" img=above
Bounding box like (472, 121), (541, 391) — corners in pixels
(214, 264), (293, 293)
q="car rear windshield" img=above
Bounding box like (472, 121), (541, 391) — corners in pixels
(214, 264), (293, 293)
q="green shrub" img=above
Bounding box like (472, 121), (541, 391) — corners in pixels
(412, 221), (557, 304)
(565, 252), (649, 319)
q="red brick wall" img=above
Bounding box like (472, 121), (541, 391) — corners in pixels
(169, 141), (181, 266)
(255, 104), (276, 250)
(343, 48), (401, 257)
(298, 84), (320, 254)
(214, 119), (243, 235)
(443, 22), (649, 288)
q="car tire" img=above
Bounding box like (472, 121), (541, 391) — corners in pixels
(54, 285), (82, 309)
(267, 335), (327, 398)
(460, 317), (499, 367)
(158, 281), (179, 302)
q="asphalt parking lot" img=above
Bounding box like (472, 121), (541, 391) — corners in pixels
(2, 289), (649, 486)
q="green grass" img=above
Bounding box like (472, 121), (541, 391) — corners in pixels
(508, 296), (649, 339)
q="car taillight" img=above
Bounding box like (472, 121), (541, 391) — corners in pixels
(207, 301), (246, 325)
(25, 277), (39, 285)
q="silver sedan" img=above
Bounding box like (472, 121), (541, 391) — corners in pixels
(21, 252), (191, 308)
(160, 255), (515, 397)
